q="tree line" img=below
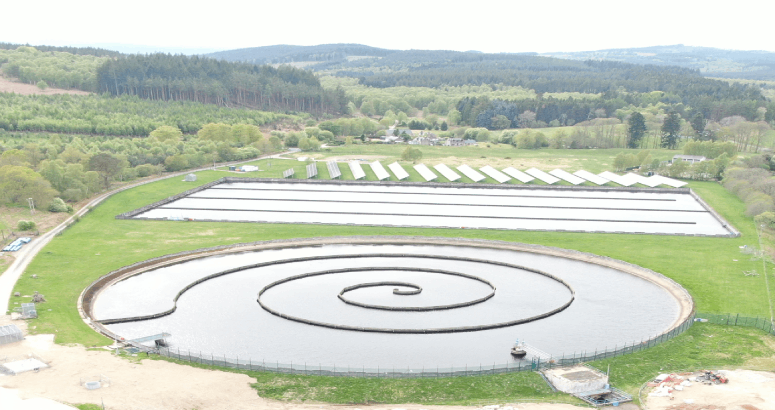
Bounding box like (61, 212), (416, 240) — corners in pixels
(96, 54), (348, 114)
(0, 123), (284, 209)
(0, 93), (297, 136)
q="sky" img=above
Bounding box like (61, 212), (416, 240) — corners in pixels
(3, 0), (775, 55)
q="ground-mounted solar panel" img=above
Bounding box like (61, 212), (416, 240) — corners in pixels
(649, 175), (687, 188)
(387, 162), (410, 180)
(349, 161), (366, 180)
(479, 166), (511, 183)
(327, 161), (342, 179)
(598, 171), (633, 186)
(618, 173), (653, 187)
(549, 169), (585, 185)
(413, 164), (437, 181)
(525, 168), (561, 184)
(433, 164), (461, 181)
(306, 163), (318, 179)
(502, 167), (535, 183)
(573, 170), (609, 185)
(282, 168), (295, 179)
(637, 175), (666, 188)
(370, 161), (391, 181)
(456, 164), (486, 182)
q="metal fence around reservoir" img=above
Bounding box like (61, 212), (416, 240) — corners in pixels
(157, 312), (697, 378)
(694, 312), (775, 335)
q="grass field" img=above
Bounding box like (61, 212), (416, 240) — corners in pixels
(281, 145), (679, 175)
(231, 146), (679, 187)
(6, 148), (775, 403)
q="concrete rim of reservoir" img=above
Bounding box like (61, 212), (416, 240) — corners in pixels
(79, 236), (695, 345)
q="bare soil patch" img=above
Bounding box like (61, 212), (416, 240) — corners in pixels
(646, 370), (775, 410)
(0, 206), (72, 236)
(0, 76), (89, 96)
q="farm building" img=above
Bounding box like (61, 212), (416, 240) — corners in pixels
(672, 155), (706, 164)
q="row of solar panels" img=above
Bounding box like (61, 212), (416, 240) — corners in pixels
(283, 161), (687, 188)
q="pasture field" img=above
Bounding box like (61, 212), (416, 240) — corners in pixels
(6, 148), (775, 403)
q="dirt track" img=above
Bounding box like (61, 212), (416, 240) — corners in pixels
(0, 76), (89, 96)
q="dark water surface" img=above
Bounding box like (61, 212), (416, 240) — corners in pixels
(98, 244), (680, 368)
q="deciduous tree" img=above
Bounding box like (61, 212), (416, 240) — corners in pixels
(88, 153), (124, 189)
(150, 125), (183, 142)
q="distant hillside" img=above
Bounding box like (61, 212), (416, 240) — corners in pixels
(207, 43), (392, 65)
(0, 42), (122, 58)
(541, 44), (775, 81)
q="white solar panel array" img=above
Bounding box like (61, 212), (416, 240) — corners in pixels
(650, 175), (688, 188)
(370, 161), (391, 181)
(326, 161), (342, 179)
(598, 171), (633, 186)
(388, 162), (410, 180)
(414, 164), (438, 181)
(306, 163), (318, 179)
(502, 167), (535, 183)
(349, 161), (366, 180)
(525, 168), (561, 184)
(456, 164), (486, 182)
(573, 170), (609, 185)
(434, 164), (461, 181)
(548, 169), (585, 185)
(307, 158), (688, 188)
(479, 166), (511, 183)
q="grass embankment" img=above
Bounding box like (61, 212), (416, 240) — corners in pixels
(591, 323), (775, 397)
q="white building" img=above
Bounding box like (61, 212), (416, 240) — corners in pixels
(672, 155), (706, 164)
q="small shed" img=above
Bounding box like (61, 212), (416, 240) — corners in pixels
(0, 324), (23, 345)
(183, 174), (197, 182)
(241, 165), (258, 172)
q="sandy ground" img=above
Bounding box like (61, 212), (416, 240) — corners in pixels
(0, 76), (89, 96)
(645, 370), (775, 410)
(0, 316), (584, 410)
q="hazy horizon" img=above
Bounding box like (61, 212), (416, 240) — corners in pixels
(3, 0), (774, 55)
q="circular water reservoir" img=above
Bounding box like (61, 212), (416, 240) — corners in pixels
(87, 237), (691, 369)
